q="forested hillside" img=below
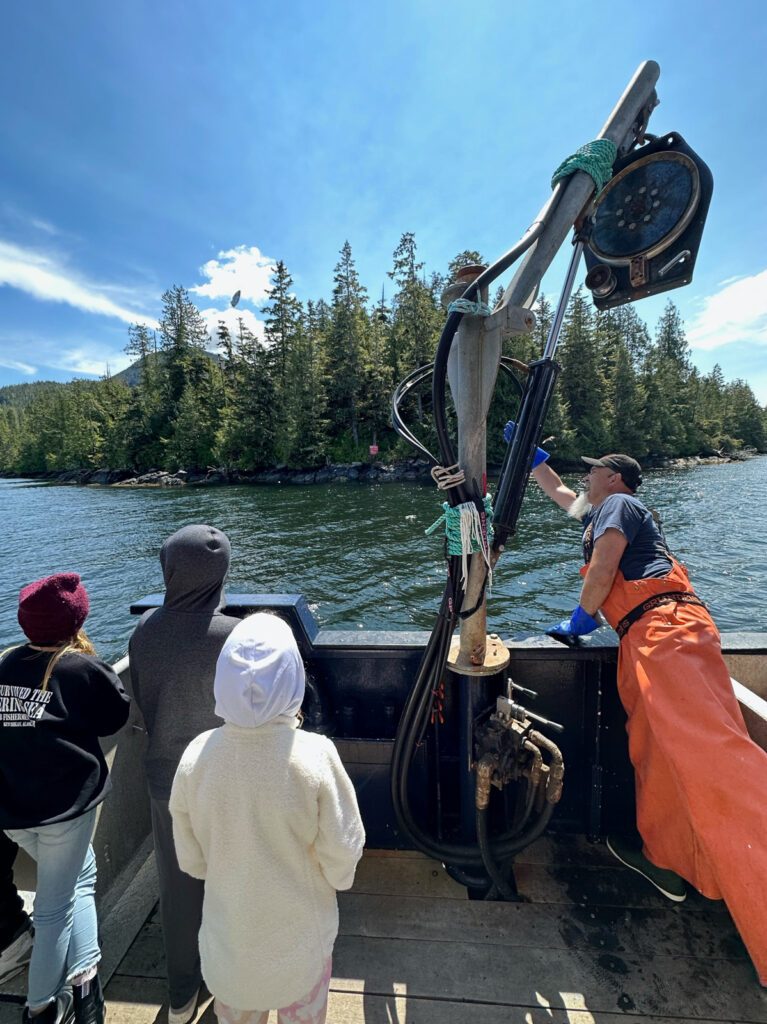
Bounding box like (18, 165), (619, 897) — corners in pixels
(0, 237), (764, 476)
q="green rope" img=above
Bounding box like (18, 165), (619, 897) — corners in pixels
(447, 298), (493, 317)
(551, 139), (617, 194)
(425, 495), (494, 555)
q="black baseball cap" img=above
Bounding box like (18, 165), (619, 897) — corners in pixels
(581, 454), (642, 491)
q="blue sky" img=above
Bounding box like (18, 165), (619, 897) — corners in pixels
(1, 1), (765, 401)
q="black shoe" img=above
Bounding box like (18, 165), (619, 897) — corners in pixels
(73, 973), (105, 1024)
(606, 835), (687, 902)
(22, 992), (74, 1024)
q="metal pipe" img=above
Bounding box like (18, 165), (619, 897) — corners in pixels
(502, 61), (660, 313)
(444, 268), (496, 662)
(543, 240), (586, 360)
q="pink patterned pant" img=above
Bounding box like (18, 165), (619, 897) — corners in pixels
(214, 958), (332, 1024)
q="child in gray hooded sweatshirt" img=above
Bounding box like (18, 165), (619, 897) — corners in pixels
(129, 524), (239, 1024)
(169, 613), (365, 1024)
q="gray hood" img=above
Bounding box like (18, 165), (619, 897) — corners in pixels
(160, 524), (231, 613)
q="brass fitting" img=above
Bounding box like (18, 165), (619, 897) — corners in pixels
(475, 754), (495, 810)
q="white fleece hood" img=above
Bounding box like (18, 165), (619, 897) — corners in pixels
(213, 613), (305, 727)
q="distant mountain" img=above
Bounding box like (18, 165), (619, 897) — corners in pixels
(0, 350), (222, 408)
(113, 349), (221, 387)
(0, 380), (69, 409)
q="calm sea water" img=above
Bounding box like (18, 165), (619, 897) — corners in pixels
(1, 457), (765, 663)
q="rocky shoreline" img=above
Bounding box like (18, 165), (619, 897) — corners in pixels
(1, 452), (756, 488)
(3, 460), (435, 487)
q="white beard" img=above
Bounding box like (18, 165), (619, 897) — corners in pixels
(568, 491), (593, 520)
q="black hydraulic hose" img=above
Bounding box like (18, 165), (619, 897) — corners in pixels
(443, 863), (496, 890)
(476, 805), (518, 902)
(391, 358), (523, 467)
(390, 362), (440, 464)
(431, 311), (466, 500)
(391, 187), (567, 871)
(391, 598), (560, 865)
(495, 799), (556, 858)
(499, 357), (527, 400)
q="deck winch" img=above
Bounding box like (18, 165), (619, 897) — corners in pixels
(389, 60), (712, 899)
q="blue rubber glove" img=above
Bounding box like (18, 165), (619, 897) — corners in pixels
(546, 606), (601, 646)
(503, 420), (550, 467)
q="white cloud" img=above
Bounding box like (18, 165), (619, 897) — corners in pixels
(57, 347), (132, 377)
(198, 306), (266, 345)
(0, 356), (36, 375)
(190, 245), (277, 304)
(0, 325), (134, 382)
(29, 217), (58, 236)
(687, 270), (767, 352)
(0, 240), (158, 328)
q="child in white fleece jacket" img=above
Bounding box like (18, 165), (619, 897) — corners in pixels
(169, 613), (365, 1024)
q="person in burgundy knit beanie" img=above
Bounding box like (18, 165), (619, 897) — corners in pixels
(17, 573), (90, 645)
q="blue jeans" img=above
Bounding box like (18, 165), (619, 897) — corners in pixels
(5, 807), (100, 1008)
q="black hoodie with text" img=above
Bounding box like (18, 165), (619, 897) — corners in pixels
(0, 647), (130, 828)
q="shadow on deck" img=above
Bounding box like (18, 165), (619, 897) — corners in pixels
(7, 837), (758, 1024)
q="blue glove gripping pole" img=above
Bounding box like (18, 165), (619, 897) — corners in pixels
(503, 420), (550, 467)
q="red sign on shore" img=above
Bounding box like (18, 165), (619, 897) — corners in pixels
(369, 445), (379, 455)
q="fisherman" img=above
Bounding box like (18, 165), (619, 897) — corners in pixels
(129, 525), (240, 1024)
(523, 438), (767, 987)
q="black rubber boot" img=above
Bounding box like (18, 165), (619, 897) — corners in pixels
(72, 973), (105, 1024)
(22, 992), (74, 1024)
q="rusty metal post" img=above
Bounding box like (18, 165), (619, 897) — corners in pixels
(440, 265), (512, 847)
(440, 265), (503, 669)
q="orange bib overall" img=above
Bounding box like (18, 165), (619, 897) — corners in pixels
(581, 557), (767, 984)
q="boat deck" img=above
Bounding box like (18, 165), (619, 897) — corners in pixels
(70, 837), (767, 1024)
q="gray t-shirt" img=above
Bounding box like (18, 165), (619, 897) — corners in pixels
(582, 493), (672, 581)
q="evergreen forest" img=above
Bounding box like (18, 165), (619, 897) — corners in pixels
(1, 237), (765, 477)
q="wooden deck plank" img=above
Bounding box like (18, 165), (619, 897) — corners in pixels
(330, 933), (766, 1021)
(350, 854), (468, 900)
(338, 892), (747, 960)
(112, 918), (165, 979)
(101, 979), (742, 1024)
(9, 839), (764, 1024)
(351, 847), (733, 916)
(322, 990), (742, 1024)
(112, 908), (765, 1022)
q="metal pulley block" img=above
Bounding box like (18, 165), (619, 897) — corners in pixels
(583, 132), (713, 309)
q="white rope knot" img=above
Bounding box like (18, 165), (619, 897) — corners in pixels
(431, 463), (465, 490)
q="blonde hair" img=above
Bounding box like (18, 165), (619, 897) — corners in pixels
(0, 630), (97, 692)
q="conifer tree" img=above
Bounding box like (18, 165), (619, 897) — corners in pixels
(362, 289), (394, 449)
(388, 233), (443, 418)
(556, 288), (608, 455)
(722, 380), (766, 450)
(217, 319), (277, 469)
(643, 300), (699, 455)
(123, 323), (165, 470)
(262, 261), (304, 460)
(158, 285), (211, 417)
(287, 301), (330, 466)
(326, 241), (370, 449)
(389, 232), (442, 385)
